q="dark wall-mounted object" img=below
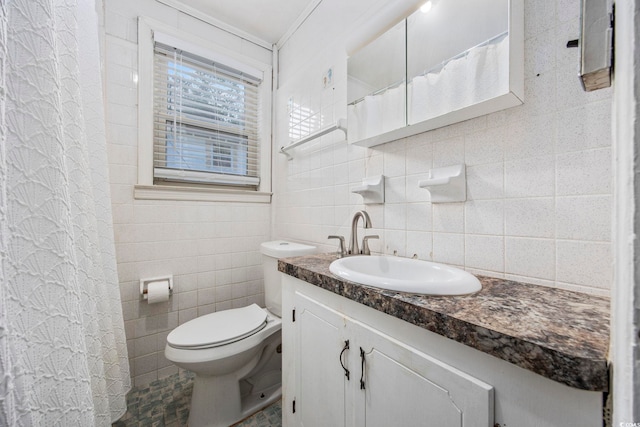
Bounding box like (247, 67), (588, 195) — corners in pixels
(580, 0), (613, 91)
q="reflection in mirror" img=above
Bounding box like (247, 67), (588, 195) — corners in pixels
(347, 20), (406, 142)
(407, 0), (509, 124)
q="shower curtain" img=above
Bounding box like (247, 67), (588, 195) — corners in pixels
(0, 0), (131, 425)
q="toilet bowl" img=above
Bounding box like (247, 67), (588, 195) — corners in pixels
(165, 240), (316, 427)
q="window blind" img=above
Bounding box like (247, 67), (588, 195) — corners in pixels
(153, 41), (262, 187)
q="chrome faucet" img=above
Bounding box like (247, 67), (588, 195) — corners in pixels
(328, 211), (378, 257)
(348, 211), (371, 255)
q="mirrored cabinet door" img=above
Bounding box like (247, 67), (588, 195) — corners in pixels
(347, 20), (406, 143)
(407, 0), (508, 125)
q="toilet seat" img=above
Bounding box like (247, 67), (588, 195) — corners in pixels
(167, 304), (268, 350)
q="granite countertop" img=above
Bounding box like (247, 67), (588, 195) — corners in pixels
(278, 253), (610, 392)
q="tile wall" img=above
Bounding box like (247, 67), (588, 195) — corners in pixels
(103, 0), (273, 386)
(273, 0), (613, 295)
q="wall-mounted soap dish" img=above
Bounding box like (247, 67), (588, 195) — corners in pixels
(351, 175), (385, 204)
(419, 164), (466, 203)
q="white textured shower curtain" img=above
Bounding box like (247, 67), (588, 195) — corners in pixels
(0, 0), (131, 425)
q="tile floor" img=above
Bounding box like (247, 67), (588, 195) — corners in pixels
(112, 371), (282, 427)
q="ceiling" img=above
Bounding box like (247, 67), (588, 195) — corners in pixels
(172, 0), (316, 45)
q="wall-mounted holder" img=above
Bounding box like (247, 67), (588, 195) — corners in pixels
(351, 175), (385, 204)
(140, 275), (173, 301)
(418, 164), (466, 203)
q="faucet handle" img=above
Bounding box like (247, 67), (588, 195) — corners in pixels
(328, 235), (346, 258)
(361, 235), (379, 255)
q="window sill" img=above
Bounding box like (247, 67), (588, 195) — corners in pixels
(134, 184), (272, 203)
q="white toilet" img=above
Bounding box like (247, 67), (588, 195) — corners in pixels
(165, 240), (316, 427)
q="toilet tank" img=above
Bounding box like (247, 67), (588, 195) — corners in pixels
(260, 240), (316, 317)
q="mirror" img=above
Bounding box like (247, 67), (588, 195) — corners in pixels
(347, 0), (523, 148)
(407, 0), (508, 124)
(347, 20), (406, 142)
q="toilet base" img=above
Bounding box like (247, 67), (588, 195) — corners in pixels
(185, 330), (283, 427)
(187, 371), (282, 427)
(239, 382), (282, 422)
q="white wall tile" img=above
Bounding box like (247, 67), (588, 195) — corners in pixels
(524, 28), (556, 79)
(465, 200), (504, 235)
(177, 291), (198, 310)
(556, 196), (611, 241)
(133, 334), (157, 358)
(406, 203), (432, 232)
(466, 163), (504, 200)
(384, 230), (406, 257)
(432, 203), (464, 233)
(405, 174), (431, 203)
(556, 101), (611, 153)
(178, 308), (198, 325)
(504, 155), (555, 198)
(556, 148), (611, 196)
(465, 235), (504, 272)
(384, 203), (406, 230)
(133, 353), (157, 376)
(464, 126), (506, 166)
(383, 142), (406, 177)
(385, 176), (406, 203)
(406, 231), (433, 260)
(406, 140), (433, 175)
(524, 0), (556, 38)
(505, 198), (555, 238)
(432, 233), (465, 266)
(433, 137), (464, 168)
(505, 115), (556, 161)
(556, 240), (611, 288)
(133, 372), (157, 388)
(158, 366), (179, 379)
(505, 237), (555, 280)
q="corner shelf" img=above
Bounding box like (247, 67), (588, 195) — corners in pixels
(419, 164), (466, 203)
(351, 175), (385, 204)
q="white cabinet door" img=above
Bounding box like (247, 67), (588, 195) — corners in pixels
(292, 292), (349, 427)
(350, 318), (494, 427)
(284, 283), (493, 427)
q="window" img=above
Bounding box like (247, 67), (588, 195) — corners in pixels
(153, 42), (260, 187)
(137, 18), (272, 202)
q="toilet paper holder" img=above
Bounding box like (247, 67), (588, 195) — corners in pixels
(140, 276), (174, 300)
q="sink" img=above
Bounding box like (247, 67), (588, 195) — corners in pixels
(329, 256), (481, 296)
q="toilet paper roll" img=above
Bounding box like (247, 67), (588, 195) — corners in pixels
(147, 280), (170, 304)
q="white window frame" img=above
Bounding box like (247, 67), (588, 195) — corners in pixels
(136, 17), (272, 203)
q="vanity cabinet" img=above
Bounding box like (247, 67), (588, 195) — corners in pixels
(286, 291), (493, 426)
(281, 273), (604, 427)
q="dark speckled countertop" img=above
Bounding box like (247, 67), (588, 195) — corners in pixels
(278, 253), (610, 392)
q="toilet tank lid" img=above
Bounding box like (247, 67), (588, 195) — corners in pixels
(167, 304), (267, 349)
(260, 240), (316, 258)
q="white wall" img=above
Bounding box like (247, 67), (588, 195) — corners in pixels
(103, 0), (272, 386)
(612, 0), (640, 421)
(273, 0), (613, 296)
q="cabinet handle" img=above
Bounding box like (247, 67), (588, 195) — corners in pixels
(359, 347), (366, 390)
(339, 340), (350, 380)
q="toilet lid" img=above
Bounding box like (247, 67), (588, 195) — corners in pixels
(167, 304), (268, 349)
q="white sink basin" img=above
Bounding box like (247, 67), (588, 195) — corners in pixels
(329, 256), (481, 296)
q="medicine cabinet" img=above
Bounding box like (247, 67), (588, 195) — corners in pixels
(347, 0), (523, 148)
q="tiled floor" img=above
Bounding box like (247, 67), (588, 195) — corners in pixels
(112, 371), (282, 427)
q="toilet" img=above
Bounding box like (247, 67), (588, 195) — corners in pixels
(165, 240), (316, 427)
